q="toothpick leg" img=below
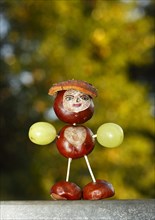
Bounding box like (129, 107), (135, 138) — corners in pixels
(84, 155), (96, 183)
(66, 158), (72, 182)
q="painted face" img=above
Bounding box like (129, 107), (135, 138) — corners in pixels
(63, 89), (91, 113)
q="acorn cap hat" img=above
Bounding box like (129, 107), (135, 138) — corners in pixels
(48, 79), (97, 98)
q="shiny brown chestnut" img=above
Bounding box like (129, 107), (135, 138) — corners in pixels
(56, 124), (95, 159)
(53, 90), (94, 124)
(50, 181), (82, 200)
(82, 179), (115, 200)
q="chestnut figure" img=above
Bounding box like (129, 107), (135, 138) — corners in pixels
(29, 80), (124, 200)
(48, 79), (116, 200)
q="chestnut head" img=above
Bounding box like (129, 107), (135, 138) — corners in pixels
(49, 80), (97, 124)
(53, 90), (95, 124)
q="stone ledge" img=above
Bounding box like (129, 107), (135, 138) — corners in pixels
(1, 200), (155, 220)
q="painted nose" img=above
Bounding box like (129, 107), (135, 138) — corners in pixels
(76, 97), (80, 102)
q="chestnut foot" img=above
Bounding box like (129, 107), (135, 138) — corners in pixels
(82, 179), (115, 200)
(50, 181), (82, 200)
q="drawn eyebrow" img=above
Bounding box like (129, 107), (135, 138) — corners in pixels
(80, 94), (88, 97)
(65, 95), (74, 98)
(80, 95), (89, 99)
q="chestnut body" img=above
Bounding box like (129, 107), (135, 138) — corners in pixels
(56, 125), (95, 159)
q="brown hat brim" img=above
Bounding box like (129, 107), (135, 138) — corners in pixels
(48, 80), (97, 98)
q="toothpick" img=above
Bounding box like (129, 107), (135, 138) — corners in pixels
(92, 134), (97, 138)
(84, 155), (96, 183)
(66, 158), (72, 182)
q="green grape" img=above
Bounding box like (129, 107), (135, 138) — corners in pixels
(28, 122), (56, 145)
(96, 123), (124, 148)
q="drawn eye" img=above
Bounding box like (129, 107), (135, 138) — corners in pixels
(65, 95), (74, 101)
(80, 95), (90, 101)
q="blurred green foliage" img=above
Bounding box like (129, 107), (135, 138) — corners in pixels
(0, 0), (154, 199)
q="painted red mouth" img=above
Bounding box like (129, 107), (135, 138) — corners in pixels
(73, 103), (82, 107)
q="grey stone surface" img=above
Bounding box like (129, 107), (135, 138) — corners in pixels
(0, 200), (155, 220)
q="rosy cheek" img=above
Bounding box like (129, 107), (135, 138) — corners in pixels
(66, 103), (74, 111)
